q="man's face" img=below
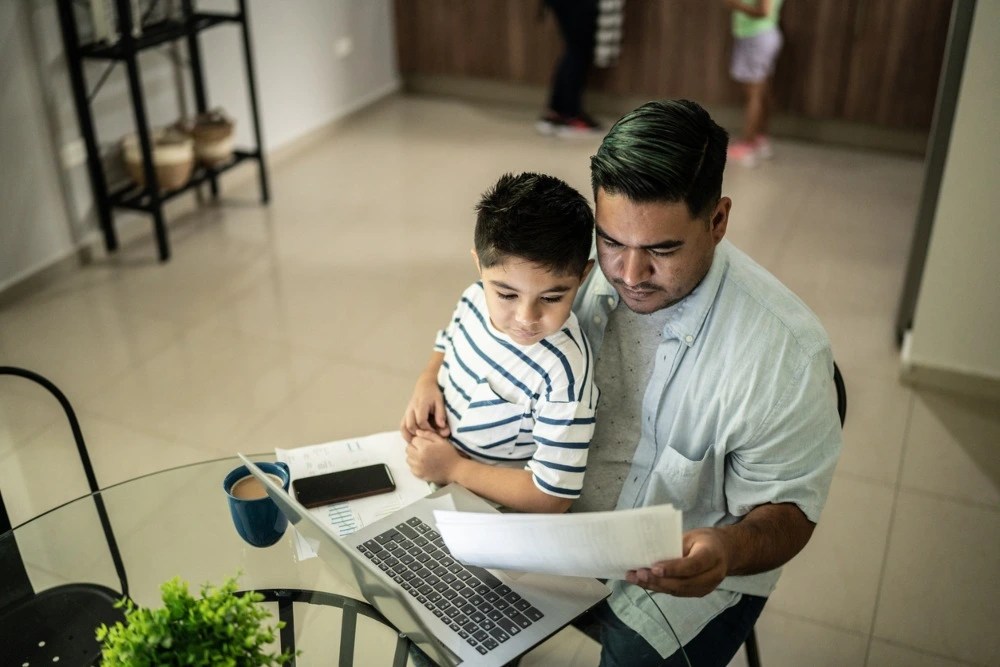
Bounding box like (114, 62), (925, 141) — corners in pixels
(475, 253), (593, 346)
(595, 188), (730, 314)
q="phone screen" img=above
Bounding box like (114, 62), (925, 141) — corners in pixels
(291, 463), (396, 508)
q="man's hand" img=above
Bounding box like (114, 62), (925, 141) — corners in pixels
(626, 503), (815, 597)
(400, 372), (450, 444)
(406, 429), (464, 485)
(626, 528), (730, 597)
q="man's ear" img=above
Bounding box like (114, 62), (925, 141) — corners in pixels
(710, 197), (731, 244)
(580, 258), (595, 282)
(470, 248), (482, 275)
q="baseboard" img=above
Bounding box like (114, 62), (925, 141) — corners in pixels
(266, 78), (403, 171)
(900, 332), (1000, 401)
(402, 74), (928, 156)
(0, 246), (93, 308)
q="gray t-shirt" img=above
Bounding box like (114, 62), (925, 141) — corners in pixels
(574, 304), (672, 512)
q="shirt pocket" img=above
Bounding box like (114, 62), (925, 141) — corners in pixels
(455, 381), (527, 456)
(647, 444), (724, 513)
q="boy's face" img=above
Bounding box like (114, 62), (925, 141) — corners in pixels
(473, 252), (593, 346)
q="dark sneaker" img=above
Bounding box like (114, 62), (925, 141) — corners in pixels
(556, 114), (602, 139)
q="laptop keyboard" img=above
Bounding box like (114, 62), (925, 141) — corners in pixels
(357, 516), (545, 655)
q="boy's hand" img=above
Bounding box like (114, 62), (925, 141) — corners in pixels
(406, 429), (463, 485)
(400, 373), (450, 443)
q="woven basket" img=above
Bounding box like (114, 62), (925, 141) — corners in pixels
(184, 110), (235, 166)
(122, 129), (194, 191)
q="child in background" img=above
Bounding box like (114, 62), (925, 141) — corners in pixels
(726, 0), (785, 167)
(400, 172), (598, 513)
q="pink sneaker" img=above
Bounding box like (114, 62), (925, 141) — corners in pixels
(727, 141), (758, 168)
(754, 136), (774, 160)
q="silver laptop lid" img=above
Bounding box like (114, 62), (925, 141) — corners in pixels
(237, 454), (459, 666)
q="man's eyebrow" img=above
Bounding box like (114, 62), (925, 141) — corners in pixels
(595, 225), (684, 251)
(489, 280), (573, 293)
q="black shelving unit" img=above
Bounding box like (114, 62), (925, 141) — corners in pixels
(56, 0), (269, 262)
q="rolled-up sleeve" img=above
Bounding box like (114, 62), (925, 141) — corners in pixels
(725, 349), (842, 523)
(528, 399), (596, 498)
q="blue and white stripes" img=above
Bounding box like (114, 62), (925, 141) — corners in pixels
(433, 282), (598, 498)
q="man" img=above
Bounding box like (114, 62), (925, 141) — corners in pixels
(572, 99), (842, 666)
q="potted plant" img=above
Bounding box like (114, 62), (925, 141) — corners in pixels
(96, 573), (296, 666)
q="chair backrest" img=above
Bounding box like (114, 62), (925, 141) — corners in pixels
(0, 366), (128, 601)
(833, 361), (847, 428)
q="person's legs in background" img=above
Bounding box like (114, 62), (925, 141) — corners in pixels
(537, 0), (601, 137)
(728, 28), (783, 166)
(738, 80), (770, 160)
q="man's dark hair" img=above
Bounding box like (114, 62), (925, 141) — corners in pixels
(590, 99), (729, 219)
(474, 172), (594, 276)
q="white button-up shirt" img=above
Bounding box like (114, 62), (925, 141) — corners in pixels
(573, 239), (842, 655)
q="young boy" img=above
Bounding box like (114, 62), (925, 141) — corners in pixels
(400, 172), (598, 513)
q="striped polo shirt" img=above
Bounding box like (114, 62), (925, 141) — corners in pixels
(434, 282), (598, 499)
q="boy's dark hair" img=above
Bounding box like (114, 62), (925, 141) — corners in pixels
(474, 172), (594, 276)
(590, 99), (729, 219)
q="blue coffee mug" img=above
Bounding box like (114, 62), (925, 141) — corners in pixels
(223, 461), (291, 548)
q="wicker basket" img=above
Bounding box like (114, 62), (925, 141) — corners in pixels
(121, 128), (194, 191)
(183, 109), (235, 166)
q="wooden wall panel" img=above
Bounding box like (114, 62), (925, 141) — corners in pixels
(841, 0), (953, 129)
(589, 0), (734, 103)
(772, 0), (858, 120)
(394, 0), (952, 131)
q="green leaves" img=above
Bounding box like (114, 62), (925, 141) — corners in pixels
(96, 574), (296, 666)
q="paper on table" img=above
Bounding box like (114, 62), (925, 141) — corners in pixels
(276, 431), (434, 560)
(433, 504), (682, 580)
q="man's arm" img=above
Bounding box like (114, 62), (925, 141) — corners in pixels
(627, 502), (814, 597)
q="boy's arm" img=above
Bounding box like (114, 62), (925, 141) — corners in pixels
(407, 430), (572, 513)
(400, 351), (449, 443)
(447, 457), (573, 514)
(726, 0), (769, 18)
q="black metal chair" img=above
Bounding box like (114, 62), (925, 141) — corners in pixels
(0, 366), (129, 666)
(743, 361), (847, 667)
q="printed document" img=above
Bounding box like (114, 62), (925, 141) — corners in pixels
(277, 431), (433, 559)
(434, 505), (683, 580)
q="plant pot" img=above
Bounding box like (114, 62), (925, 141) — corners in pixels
(122, 128), (194, 191)
(184, 109), (235, 166)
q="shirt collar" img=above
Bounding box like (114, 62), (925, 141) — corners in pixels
(660, 240), (731, 346)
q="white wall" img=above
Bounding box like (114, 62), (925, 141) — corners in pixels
(0, 0), (399, 293)
(906, 1), (1000, 385)
(0, 2), (83, 290)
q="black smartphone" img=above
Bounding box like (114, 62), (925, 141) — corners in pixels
(291, 463), (396, 508)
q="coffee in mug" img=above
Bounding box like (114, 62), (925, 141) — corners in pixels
(229, 473), (283, 500)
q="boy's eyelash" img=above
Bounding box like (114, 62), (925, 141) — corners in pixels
(649, 249), (674, 257)
(496, 293), (563, 303)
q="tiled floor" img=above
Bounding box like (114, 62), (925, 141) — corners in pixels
(2, 94), (998, 666)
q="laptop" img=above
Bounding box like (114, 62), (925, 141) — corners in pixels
(238, 454), (610, 667)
